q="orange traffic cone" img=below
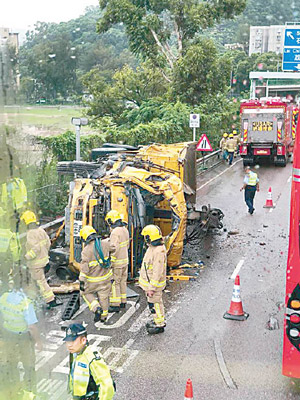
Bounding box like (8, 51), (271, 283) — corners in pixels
(223, 275), (249, 321)
(263, 187), (275, 208)
(184, 379), (193, 399)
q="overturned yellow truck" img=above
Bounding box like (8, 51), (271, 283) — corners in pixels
(51, 142), (224, 280)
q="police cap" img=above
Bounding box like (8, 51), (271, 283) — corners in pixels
(63, 323), (87, 342)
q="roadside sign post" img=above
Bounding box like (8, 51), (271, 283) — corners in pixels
(71, 117), (88, 161)
(196, 134), (213, 171)
(189, 113), (200, 141)
(283, 26), (300, 71)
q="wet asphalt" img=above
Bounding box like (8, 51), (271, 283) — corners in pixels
(31, 157), (297, 400)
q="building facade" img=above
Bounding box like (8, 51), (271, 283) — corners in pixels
(249, 25), (285, 56)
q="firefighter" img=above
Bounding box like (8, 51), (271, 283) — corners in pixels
(20, 210), (61, 308)
(64, 323), (115, 400)
(219, 133), (228, 161)
(79, 226), (112, 323)
(105, 210), (129, 313)
(0, 276), (42, 399)
(226, 133), (236, 165)
(232, 129), (240, 157)
(139, 224), (167, 334)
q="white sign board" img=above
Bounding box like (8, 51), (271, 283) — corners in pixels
(189, 113), (200, 128)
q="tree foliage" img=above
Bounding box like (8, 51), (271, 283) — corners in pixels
(97, 0), (246, 80)
(19, 6), (136, 102)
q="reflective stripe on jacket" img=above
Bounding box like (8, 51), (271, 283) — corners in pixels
(139, 244), (167, 292)
(79, 239), (112, 285)
(25, 227), (51, 268)
(0, 292), (30, 333)
(109, 226), (129, 269)
(68, 346), (115, 399)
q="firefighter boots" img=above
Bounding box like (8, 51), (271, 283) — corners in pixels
(94, 307), (103, 323)
(146, 322), (165, 334)
(47, 297), (63, 309)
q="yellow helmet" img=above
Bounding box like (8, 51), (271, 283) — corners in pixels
(21, 211), (37, 225)
(80, 225), (96, 241)
(233, 130), (237, 135)
(105, 210), (122, 225)
(141, 225), (162, 243)
(223, 133), (228, 138)
(229, 133), (234, 138)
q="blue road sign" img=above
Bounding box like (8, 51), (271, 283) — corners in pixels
(283, 27), (300, 71)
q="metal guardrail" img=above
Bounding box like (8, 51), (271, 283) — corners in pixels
(196, 149), (222, 173)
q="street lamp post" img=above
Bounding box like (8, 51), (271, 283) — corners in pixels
(71, 117), (88, 161)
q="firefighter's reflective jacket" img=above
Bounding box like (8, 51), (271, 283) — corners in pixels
(225, 138), (236, 153)
(109, 227), (129, 269)
(68, 346), (115, 399)
(139, 244), (167, 292)
(0, 228), (21, 262)
(79, 239), (112, 285)
(1, 178), (27, 211)
(25, 227), (51, 268)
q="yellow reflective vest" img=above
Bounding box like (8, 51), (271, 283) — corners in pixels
(68, 345), (115, 399)
(1, 178), (27, 211)
(248, 171), (258, 186)
(0, 228), (21, 261)
(0, 291), (31, 333)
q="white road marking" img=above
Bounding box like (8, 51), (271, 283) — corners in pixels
(214, 339), (237, 390)
(103, 346), (139, 373)
(37, 378), (71, 400)
(230, 260), (244, 280)
(95, 301), (140, 330)
(197, 159), (242, 191)
(128, 308), (150, 333)
(288, 176), (292, 183)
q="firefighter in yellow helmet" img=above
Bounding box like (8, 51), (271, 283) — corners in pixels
(139, 225), (167, 334)
(64, 323), (115, 400)
(105, 210), (129, 313)
(225, 133), (235, 165)
(219, 133), (228, 161)
(20, 211), (62, 308)
(232, 129), (240, 157)
(79, 225), (112, 323)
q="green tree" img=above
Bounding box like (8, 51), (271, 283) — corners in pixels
(97, 0), (246, 80)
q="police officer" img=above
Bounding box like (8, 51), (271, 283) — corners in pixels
(226, 133), (236, 165)
(0, 277), (42, 399)
(105, 210), (129, 313)
(0, 228), (21, 283)
(240, 166), (260, 214)
(219, 133), (228, 161)
(139, 225), (167, 334)
(64, 323), (115, 400)
(79, 226), (112, 323)
(20, 210), (61, 308)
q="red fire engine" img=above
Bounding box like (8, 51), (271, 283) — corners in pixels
(282, 115), (300, 378)
(239, 98), (298, 167)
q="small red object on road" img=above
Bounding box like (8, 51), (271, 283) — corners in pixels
(223, 275), (249, 321)
(184, 378), (193, 399)
(263, 187), (275, 208)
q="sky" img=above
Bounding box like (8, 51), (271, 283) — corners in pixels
(1, 0), (99, 31)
